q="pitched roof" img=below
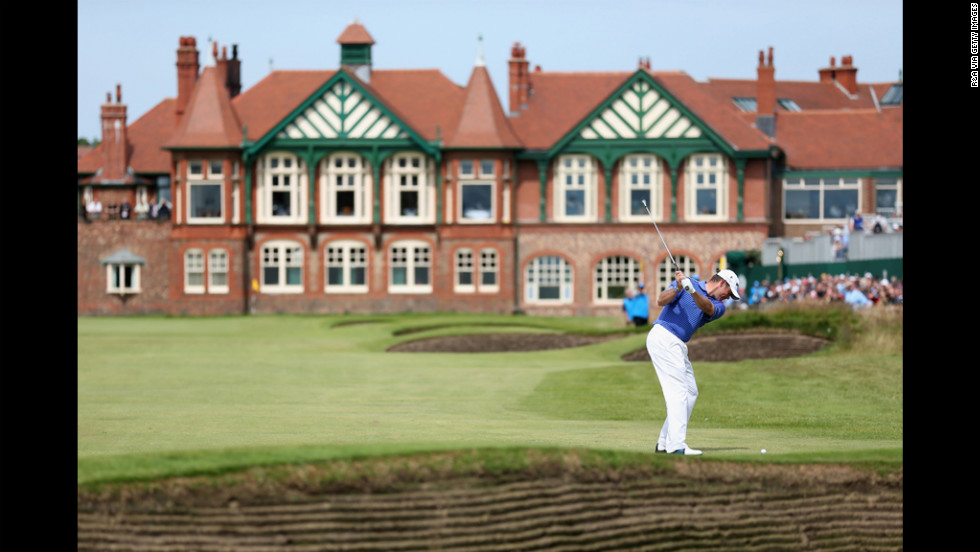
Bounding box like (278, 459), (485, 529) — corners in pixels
(336, 20), (375, 44)
(509, 71), (630, 150)
(78, 30), (901, 178)
(232, 70), (334, 142)
(356, 69), (464, 143)
(772, 109), (903, 170)
(78, 99), (176, 175)
(654, 71), (773, 151)
(164, 66), (243, 148)
(702, 77), (888, 110)
(445, 64), (522, 149)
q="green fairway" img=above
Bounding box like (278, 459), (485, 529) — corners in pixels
(77, 310), (902, 485)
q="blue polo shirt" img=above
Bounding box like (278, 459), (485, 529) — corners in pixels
(654, 279), (726, 342)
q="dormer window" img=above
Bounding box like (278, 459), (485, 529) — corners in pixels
(880, 84), (903, 105)
(732, 97), (756, 111)
(777, 98), (801, 111)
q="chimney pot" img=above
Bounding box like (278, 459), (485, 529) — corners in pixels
(116, 84), (121, 103)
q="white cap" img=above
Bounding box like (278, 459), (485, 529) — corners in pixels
(716, 269), (741, 299)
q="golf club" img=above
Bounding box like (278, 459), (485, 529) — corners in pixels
(641, 199), (680, 273)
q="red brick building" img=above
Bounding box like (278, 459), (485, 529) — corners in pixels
(77, 21), (902, 317)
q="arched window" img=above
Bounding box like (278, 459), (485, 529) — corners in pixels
(594, 255), (642, 302)
(325, 240), (368, 293)
(261, 240), (304, 293)
(657, 255), (699, 294)
(389, 239), (432, 293)
(525, 255), (573, 302)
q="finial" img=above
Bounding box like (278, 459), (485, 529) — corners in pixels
(476, 34), (485, 67)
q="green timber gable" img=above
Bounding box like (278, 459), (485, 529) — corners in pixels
(242, 71), (441, 224)
(524, 71), (772, 222)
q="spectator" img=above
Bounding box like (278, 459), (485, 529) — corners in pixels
(849, 212), (865, 232)
(134, 198), (150, 219)
(87, 197), (103, 219)
(832, 228), (845, 259)
(843, 281), (872, 309)
(156, 200), (172, 220)
(622, 288), (635, 325)
(870, 213), (889, 234)
(120, 202), (132, 220)
(630, 283), (650, 326)
(748, 280), (765, 306)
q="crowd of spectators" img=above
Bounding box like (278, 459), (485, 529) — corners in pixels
(740, 272), (902, 310)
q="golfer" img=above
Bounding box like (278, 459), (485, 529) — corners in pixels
(646, 269), (741, 455)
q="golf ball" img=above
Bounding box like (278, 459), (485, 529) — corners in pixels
(761, 449), (767, 454)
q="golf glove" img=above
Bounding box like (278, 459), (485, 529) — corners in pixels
(681, 278), (694, 293)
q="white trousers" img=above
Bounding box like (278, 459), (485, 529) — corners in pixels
(646, 324), (699, 453)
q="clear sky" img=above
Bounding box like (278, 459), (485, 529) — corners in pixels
(77, 0), (903, 141)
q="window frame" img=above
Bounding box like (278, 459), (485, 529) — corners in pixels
(260, 240), (305, 294)
(479, 248), (499, 293)
(454, 247), (476, 293)
(874, 177), (902, 216)
(554, 154), (597, 222)
(184, 248), (206, 294)
(208, 248), (229, 294)
(325, 240), (369, 294)
(320, 152), (372, 224)
(186, 158), (224, 224)
(457, 180), (496, 223)
(685, 153), (728, 221)
(657, 255), (699, 295)
(106, 263), (141, 294)
(525, 255), (573, 303)
(594, 255), (642, 304)
(385, 152), (434, 224)
(257, 152), (307, 224)
(783, 176), (862, 222)
(388, 239), (432, 294)
(618, 153), (663, 222)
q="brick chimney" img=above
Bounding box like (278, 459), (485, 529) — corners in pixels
(211, 42), (242, 98)
(100, 84), (128, 181)
(227, 44), (241, 98)
(176, 36), (200, 124)
(835, 55), (858, 94)
(755, 47), (776, 137)
(508, 42), (530, 116)
(818, 55), (858, 94)
(818, 56), (837, 83)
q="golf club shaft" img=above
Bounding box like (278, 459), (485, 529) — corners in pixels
(641, 200), (680, 273)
